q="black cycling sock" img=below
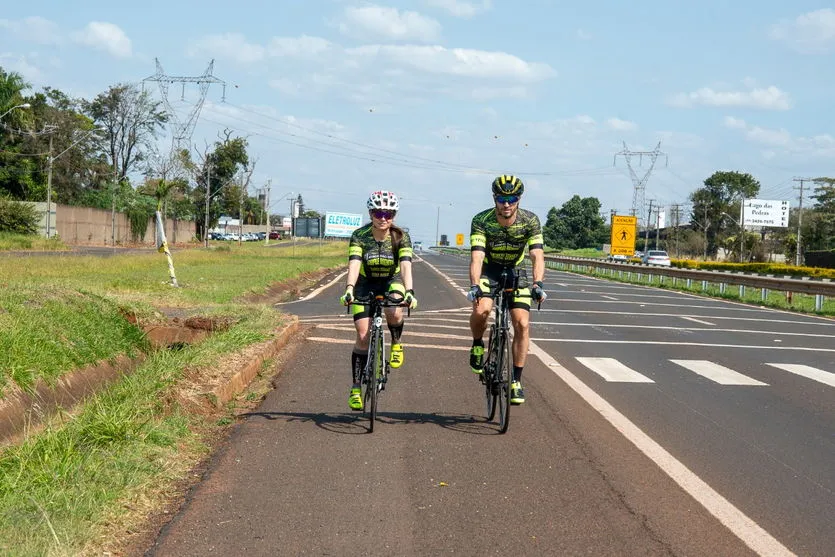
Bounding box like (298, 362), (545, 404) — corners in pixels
(388, 320), (404, 344)
(351, 350), (368, 384)
(513, 366), (523, 382)
(472, 339), (484, 347)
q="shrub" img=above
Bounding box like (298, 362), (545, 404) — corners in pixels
(0, 197), (39, 235)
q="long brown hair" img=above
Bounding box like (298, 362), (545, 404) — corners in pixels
(390, 224), (404, 262)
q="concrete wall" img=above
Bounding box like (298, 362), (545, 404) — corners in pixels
(51, 203), (196, 246)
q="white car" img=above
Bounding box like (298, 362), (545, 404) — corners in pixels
(641, 250), (671, 266)
(606, 254), (628, 262)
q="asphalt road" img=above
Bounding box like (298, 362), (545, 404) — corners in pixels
(149, 250), (834, 556)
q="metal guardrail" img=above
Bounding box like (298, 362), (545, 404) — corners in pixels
(431, 247), (834, 311)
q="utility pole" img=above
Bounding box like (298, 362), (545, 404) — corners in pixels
(654, 205), (663, 250)
(203, 163), (212, 247)
(238, 174), (245, 247)
(46, 135), (53, 238)
(739, 195), (746, 262)
(264, 179), (271, 245)
(670, 204), (683, 258)
(614, 141), (668, 244)
(645, 199), (655, 252)
(793, 177), (813, 266)
(703, 205), (709, 260)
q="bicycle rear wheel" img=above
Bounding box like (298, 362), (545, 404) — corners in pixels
(362, 336), (378, 432)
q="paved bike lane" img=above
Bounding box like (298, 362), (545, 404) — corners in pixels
(148, 252), (751, 556)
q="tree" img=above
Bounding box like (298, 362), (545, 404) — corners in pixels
(84, 83), (168, 183)
(543, 195), (607, 250)
(0, 67), (34, 199)
(193, 130), (250, 239)
(808, 177), (835, 251)
(689, 170), (760, 258)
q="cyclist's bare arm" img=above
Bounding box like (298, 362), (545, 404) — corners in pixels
(469, 249), (485, 286)
(345, 259), (362, 288)
(529, 247), (545, 283)
(400, 260), (414, 292)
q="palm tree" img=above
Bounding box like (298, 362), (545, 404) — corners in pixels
(0, 67), (31, 126)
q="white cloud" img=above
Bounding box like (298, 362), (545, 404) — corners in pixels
(188, 33), (265, 64)
(723, 117), (835, 158)
(346, 44), (555, 81)
(337, 5), (442, 42)
(668, 85), (791, 110)
(0, 16), (61, 45)
(424, 0), (492, 18)
(607, 117), (637, 131)
(576, 29), (593, 41)
(268, 35), (333, 57)
(769, 9), (835, 53)
(71, 22), (132, 58)
(0, 53), (45, 83)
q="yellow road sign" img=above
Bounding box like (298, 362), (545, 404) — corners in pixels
(610, 215), (637, 255)
(456, 233), (464, 246)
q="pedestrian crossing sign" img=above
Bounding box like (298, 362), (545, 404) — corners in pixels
(610, 215), (637, 255)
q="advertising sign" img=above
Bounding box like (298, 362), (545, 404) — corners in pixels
(610, 215), (638, 256)
(743, 199), (790, 228)
(324, 212), (363, 238)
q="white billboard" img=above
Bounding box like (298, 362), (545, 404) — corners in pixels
(743, 199), (790, 228)
(324, 212), (363, 238)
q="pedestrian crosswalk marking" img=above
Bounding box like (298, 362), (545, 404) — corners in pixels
(575, 357), (654, 383)
(670, 360), (767, 386)
(765, 363), (835, 388)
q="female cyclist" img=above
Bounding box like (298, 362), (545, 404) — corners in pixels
(339, 190), (418, 410)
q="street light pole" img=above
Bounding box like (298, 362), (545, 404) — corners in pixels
(46, 135), (53, 238)
(203, 163), (212, 247)
(435, 205), (440, 247)
(0, 102), (31, 120)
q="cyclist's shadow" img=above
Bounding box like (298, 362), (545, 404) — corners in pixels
(243, 410), (500, 435)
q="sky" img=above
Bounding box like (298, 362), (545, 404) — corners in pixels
(1, 1), (834, 245)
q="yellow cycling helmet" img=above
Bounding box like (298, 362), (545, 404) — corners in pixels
(491, 174), (524, 196)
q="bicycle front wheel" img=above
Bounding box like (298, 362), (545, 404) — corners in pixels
(369, 327), (385, 431)
(484, 325), (498, 421)
(497, 328), (512, 434)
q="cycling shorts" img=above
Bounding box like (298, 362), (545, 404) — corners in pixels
(476, 264), (532, 311)
(351, 274), (405, 321)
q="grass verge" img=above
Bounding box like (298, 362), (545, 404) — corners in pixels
(0, 241), (346, 555)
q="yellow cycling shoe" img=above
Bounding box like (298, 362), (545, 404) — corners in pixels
(348, 387), (363, 411)
(390, 343), (404, 368)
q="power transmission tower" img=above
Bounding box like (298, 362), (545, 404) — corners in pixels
(613, 141), (668, 235)
(793, 177), (815, 266)
(142, 58), (227, 152)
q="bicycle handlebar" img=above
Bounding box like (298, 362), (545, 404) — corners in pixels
(344, 291), (412, 316)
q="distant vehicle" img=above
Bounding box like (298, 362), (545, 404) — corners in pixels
(606, 254), (628, 262)
(641, 250), (671, 266)
(414, 241), (423, 252)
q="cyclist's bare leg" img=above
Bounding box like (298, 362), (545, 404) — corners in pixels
(384, 306), (404, 343)
(353, 317), (371, 351)
(469, 296), (493, 340)
(510, 308), (530, 380)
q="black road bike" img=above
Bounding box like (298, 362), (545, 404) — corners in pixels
(477, 268), (540, 434)
(350, 290), (410, 433)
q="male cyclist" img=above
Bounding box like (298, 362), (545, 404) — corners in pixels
(467, 175), (547, 405)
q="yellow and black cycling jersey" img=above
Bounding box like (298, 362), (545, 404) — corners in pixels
(470, 207), (544, 267)
(348, 223), (413, 279)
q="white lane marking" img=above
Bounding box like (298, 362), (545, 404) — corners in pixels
(682, 316), (715, 326)
(305, 337), (468, 351)
(766, 363), (835, 388)
(575, 357), (654, 383)
(601, 295), (619, 301)
(553, 299), (768, 312)
(531, 322), (834, 340)
(670, 360), (768, 386)
(532, 338), (835, 353)
(314, 325), (472, 341)
(421, 257), (469, 296)
(276, 270), (347, 304)
(529, 344), (794, 557)
(545, 309), (835, 328)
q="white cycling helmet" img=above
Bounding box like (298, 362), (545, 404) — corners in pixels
(367, 190), (400, 211)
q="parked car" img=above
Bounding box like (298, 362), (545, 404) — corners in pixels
(641, 250), (671, 266)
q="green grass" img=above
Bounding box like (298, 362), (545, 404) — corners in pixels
(0, 305), (282, 556)
(0, 242), (345, 397)
(0, 232), (70, 252)
(0, 239), (346, 555)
